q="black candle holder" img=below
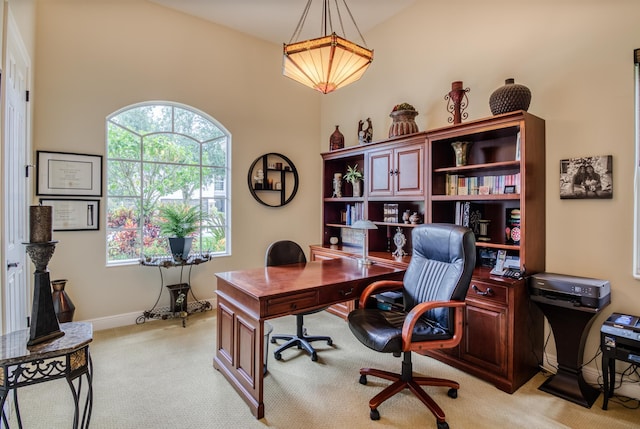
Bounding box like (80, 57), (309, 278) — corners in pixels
(24, 241), (64, 346)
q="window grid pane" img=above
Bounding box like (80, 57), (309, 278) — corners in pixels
(106, 102), (230, 265)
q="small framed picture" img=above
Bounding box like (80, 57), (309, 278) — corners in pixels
(504, 185), (516, 194)
(40, 198), (100, 231)
(36, 151), (103, 196)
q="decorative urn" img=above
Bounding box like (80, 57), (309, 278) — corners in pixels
(388, 103), (419, 137)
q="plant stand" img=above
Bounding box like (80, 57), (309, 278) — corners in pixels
(137, 254), (213, 327)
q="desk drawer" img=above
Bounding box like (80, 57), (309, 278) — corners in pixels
(467, 280), (508, 306)
(319, 283), (360, 305)
(266, 291), (319, 316)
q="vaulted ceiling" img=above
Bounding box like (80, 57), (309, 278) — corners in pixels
(148, 0), (417, 45)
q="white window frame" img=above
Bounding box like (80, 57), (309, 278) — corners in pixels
(105, 101), (231, 266)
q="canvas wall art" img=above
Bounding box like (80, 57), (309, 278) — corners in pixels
(559, 155), (613, 199)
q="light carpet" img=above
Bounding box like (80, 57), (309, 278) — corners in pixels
(8, 310), (640, 428)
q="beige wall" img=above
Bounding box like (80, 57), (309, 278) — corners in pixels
(319, 0), (640, 381)
(33, 0), (321, 322)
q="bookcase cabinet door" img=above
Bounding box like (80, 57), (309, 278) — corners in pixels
(368, 143), (424, 198)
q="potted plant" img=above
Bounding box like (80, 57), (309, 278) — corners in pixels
(158, 203), (203, 261)
(344, 164), (364, 197)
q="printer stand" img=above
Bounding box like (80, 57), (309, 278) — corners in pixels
(532, 297), (606, 408)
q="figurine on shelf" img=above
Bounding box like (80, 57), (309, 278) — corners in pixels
(254, 168), (264, 190)
(409, 212), (420, 225)
(358, 118), (373, 145)
(402, 210), (411, 224)
(392, 227), (407, 257)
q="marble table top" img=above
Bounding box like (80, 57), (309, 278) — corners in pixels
(0, 322), (93, 365)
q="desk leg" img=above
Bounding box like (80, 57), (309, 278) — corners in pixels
(213, 292), (264, 419)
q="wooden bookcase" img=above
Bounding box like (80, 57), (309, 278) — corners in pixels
(313, 111), (545, 394)
(424, 111), (545, 393)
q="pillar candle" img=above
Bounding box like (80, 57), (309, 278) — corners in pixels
(30, 205), (52, 243)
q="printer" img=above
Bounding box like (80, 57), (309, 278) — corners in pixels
(529, 272), (611, 309)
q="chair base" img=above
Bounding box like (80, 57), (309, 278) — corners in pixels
(271, 314), (333, 362)
(359, 352), (458, 428)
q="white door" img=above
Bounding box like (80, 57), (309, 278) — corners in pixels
(2, 9), (31, 335)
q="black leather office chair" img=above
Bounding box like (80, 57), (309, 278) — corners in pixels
(266, 240), (333, 362)
(348, 224), (476, 429)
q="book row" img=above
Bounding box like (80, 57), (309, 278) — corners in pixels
(446, 173), (521, 196)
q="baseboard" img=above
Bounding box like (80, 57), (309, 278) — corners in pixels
(543, 354), (640, 402)
(82, 296), (217, 331)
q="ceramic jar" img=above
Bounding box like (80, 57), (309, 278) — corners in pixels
(489, 78), (531, 115)
(330, 125), (344, 151)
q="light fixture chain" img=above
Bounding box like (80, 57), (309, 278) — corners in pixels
(340, 0), (368, 47)
(333, 0), (345, 38)
(288, 0), (314, 44)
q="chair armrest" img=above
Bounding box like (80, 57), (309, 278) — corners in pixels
(357, 280), (404, 309)
(401, 300), (466, 352)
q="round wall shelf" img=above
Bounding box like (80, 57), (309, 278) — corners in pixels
(247, 153), (299, 207)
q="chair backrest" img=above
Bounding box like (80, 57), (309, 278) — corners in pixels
(403, 223), (476, 329)
(265, 240), (307, 267)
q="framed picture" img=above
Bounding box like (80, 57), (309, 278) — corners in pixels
(37, 151), (103, 196)
(504, 185), (517, 194)
(559, 155), (613, 199)
(40, 198), (100, 231)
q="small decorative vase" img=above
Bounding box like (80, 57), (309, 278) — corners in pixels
(478, 220), (491, 242)
(489, 78), (531, 115)
(330, 125), (345, 151)
(402, 210), (411, 224)
(332, 173), (342, 198)
(388, 110), (419, 138)
(451, 141), (472, 167)
(51, 279), (75, 323)
(352, 180), (362, 197)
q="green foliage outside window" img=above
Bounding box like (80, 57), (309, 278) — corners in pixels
(106, 103), (230, 264)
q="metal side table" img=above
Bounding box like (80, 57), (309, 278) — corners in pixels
(0, 322), (93, 428)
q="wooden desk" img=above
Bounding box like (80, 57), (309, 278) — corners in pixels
(213, 258), (404, 419)
(0, 322), (93, 428)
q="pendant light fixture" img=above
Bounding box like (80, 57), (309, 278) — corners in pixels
(283, 0), (374, 94)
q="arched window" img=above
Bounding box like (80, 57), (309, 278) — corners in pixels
(106, 102), (230, 265)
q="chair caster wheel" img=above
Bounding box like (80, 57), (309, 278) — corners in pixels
(447, 388), (458, 399)
(359, 374), (367, 385)
(311, 352), (318, 362)
(437, 421), (449, 429)
(327, 339), (333, 346)
(270, 338), (277, 344)
(274, 352), (282, 361)
(370, 408), (380, 420)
